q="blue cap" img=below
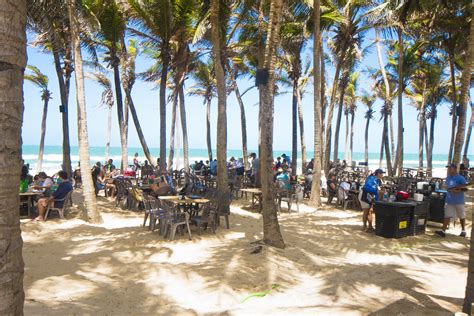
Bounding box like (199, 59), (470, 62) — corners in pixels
(374, 169), (385, 175)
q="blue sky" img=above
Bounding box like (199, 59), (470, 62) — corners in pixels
(22, 30), (473, 157)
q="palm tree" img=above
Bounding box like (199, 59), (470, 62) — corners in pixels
(188, 58), (215, 162)
(360, 92), (375, 168)
(85, 0), (128, 171)
(210, 0), (230, 214)
(128, 0), (178, 172)
(67, 0), (102, 224)
(88, 72), (114, 162)
(0, 0), (26, 312)
(121, 40), (155, 164)
(453, 6), (474, 167)
(24, 65), (52, 173)
(323, 0), (369, 173)
(27, 0), (73, 178)
(257, 0), (285, 248)
(344, 72), (358, 164)
(310, 0), (322, 208)
(463, 99), (474, 162)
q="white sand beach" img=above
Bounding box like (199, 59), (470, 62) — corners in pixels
(21, 191), (472, 315)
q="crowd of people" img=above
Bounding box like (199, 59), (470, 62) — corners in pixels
(21, 152), (469, 238)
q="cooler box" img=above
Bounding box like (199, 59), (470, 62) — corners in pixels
(427, 195), (445, 223)
(374, 202), (412, 238)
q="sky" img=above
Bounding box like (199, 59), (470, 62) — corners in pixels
(22, 29), (473, 158)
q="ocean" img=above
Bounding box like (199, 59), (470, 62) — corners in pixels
(22, 145), (468, 176)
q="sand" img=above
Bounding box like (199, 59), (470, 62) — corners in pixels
(21, 191), (472, 315)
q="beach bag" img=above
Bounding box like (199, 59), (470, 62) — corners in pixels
(361, 188), (374, 205)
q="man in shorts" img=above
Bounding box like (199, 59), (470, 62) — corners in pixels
(436, 164), (467, 237)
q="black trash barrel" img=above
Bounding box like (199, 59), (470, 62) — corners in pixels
(374, 201), (412, 238)
(427, 195), (445, 223)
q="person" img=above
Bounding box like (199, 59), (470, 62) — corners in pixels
(235, 158), (245, 176)
(276, 168), (291, 190)
(327, 174), (338, 204)
(275, 157), (282, 170)
(35, 171), (73, 221)
(73, 162), (82, 188)
(436, 164), (467, 238)
(33, 172), (55, 192)
(360, 169), (384, 232)
(133, 153), (140, 170)
(141, 160), (154, 178)
(281, 153), (291, 166)
(105, 159), (116, 174)
(306, 158), (314, 174)
(210, 159), (217, 176)
(249, 153), (260, 187)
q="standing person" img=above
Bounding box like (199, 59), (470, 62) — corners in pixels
(133, 153), (140, 170)
(281, 153), (291, 166)
(436, 164), (468, 238)
(360, 169), (385, 232)
(249, 153), (260, 187)
(104, 159), (116, 175)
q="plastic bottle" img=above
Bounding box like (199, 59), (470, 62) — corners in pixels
(383, 191), (388, 201)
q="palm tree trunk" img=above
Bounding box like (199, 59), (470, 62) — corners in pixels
(296, 87), (306, 172)
(418, 81), (427, 171)
(159, 53), (169, 172)
(426, 120), (434, 178)
(67, 0), (102, 224)
(257, 0), (285, 248)
(349, 111), (355, 164)
(447, 47), (457, 165)
(234, 83), (248, 169)
(105, 105), (112, 163)
(0, 0), (26, 312)
(453, 13), (473, 167)
(383, 112), (393, 176)
(125, 87), (154, 165)
(53, 51), (72, 177)
(344, 111), (349, 162)
(291, 79), (298, 175)
(324, 59), (343, 173)
(206, 98), (213, 161)
(389, 114), (395, 167)
(211, 0), (230, 215)
(310, 0), (322, 208)
(168, 91), (178, 171)
(112, 63), (127, 171)
(379, 127), (384, 168)
(320, 43), (326, 163)
(395, 27), (404, 175)
(178, 83), (189, 182)
(36, 96), (49, 173)
(333, 78), (346, 162)
(365, 115), (370, 168)
(463, 103), (474, 160)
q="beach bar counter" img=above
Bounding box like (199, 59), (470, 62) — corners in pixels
(374, 200), (430, 239)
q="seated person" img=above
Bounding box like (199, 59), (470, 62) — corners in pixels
(141, 160), (154, 177)
(210, 159), (217, 176)
(276, 168), (291, 191)
(327, 174), (338, 204)
(306, 159), (314, 174)
(235, 158), (245, 176)
(35, 171), (73, 221)
(150, 171), (173, 196)
(33, 172), (55, 193)
(104, 159), (116, 175)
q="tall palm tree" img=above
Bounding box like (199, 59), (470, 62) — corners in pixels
(27, 0), (73, 178)
(453, 6), (474, 167)
(257, 0), (285, 248)
(188, 58), (215, 162)
(463, 99), (474, 162)
(128, 0), (178, 172)
(210, 0), (230, 214)
(85, 0), (128, 171)
(310, 0), (322, 208)
(67, 0), (102, 224)
(0, 0), (26, 312)
(24, 65), (52, 173)
(88, 72), (114, 162)
(121, 39), (155, 164)
(360, 92), (375, 168)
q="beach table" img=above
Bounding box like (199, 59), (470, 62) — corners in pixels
(133, 184), (153, 193)
(239, 188), (263, 210)
(19, 191), (42, 218)
(158, 195), (210, 214)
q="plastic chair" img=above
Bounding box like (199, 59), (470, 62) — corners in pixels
(45, 191), (73, 220)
